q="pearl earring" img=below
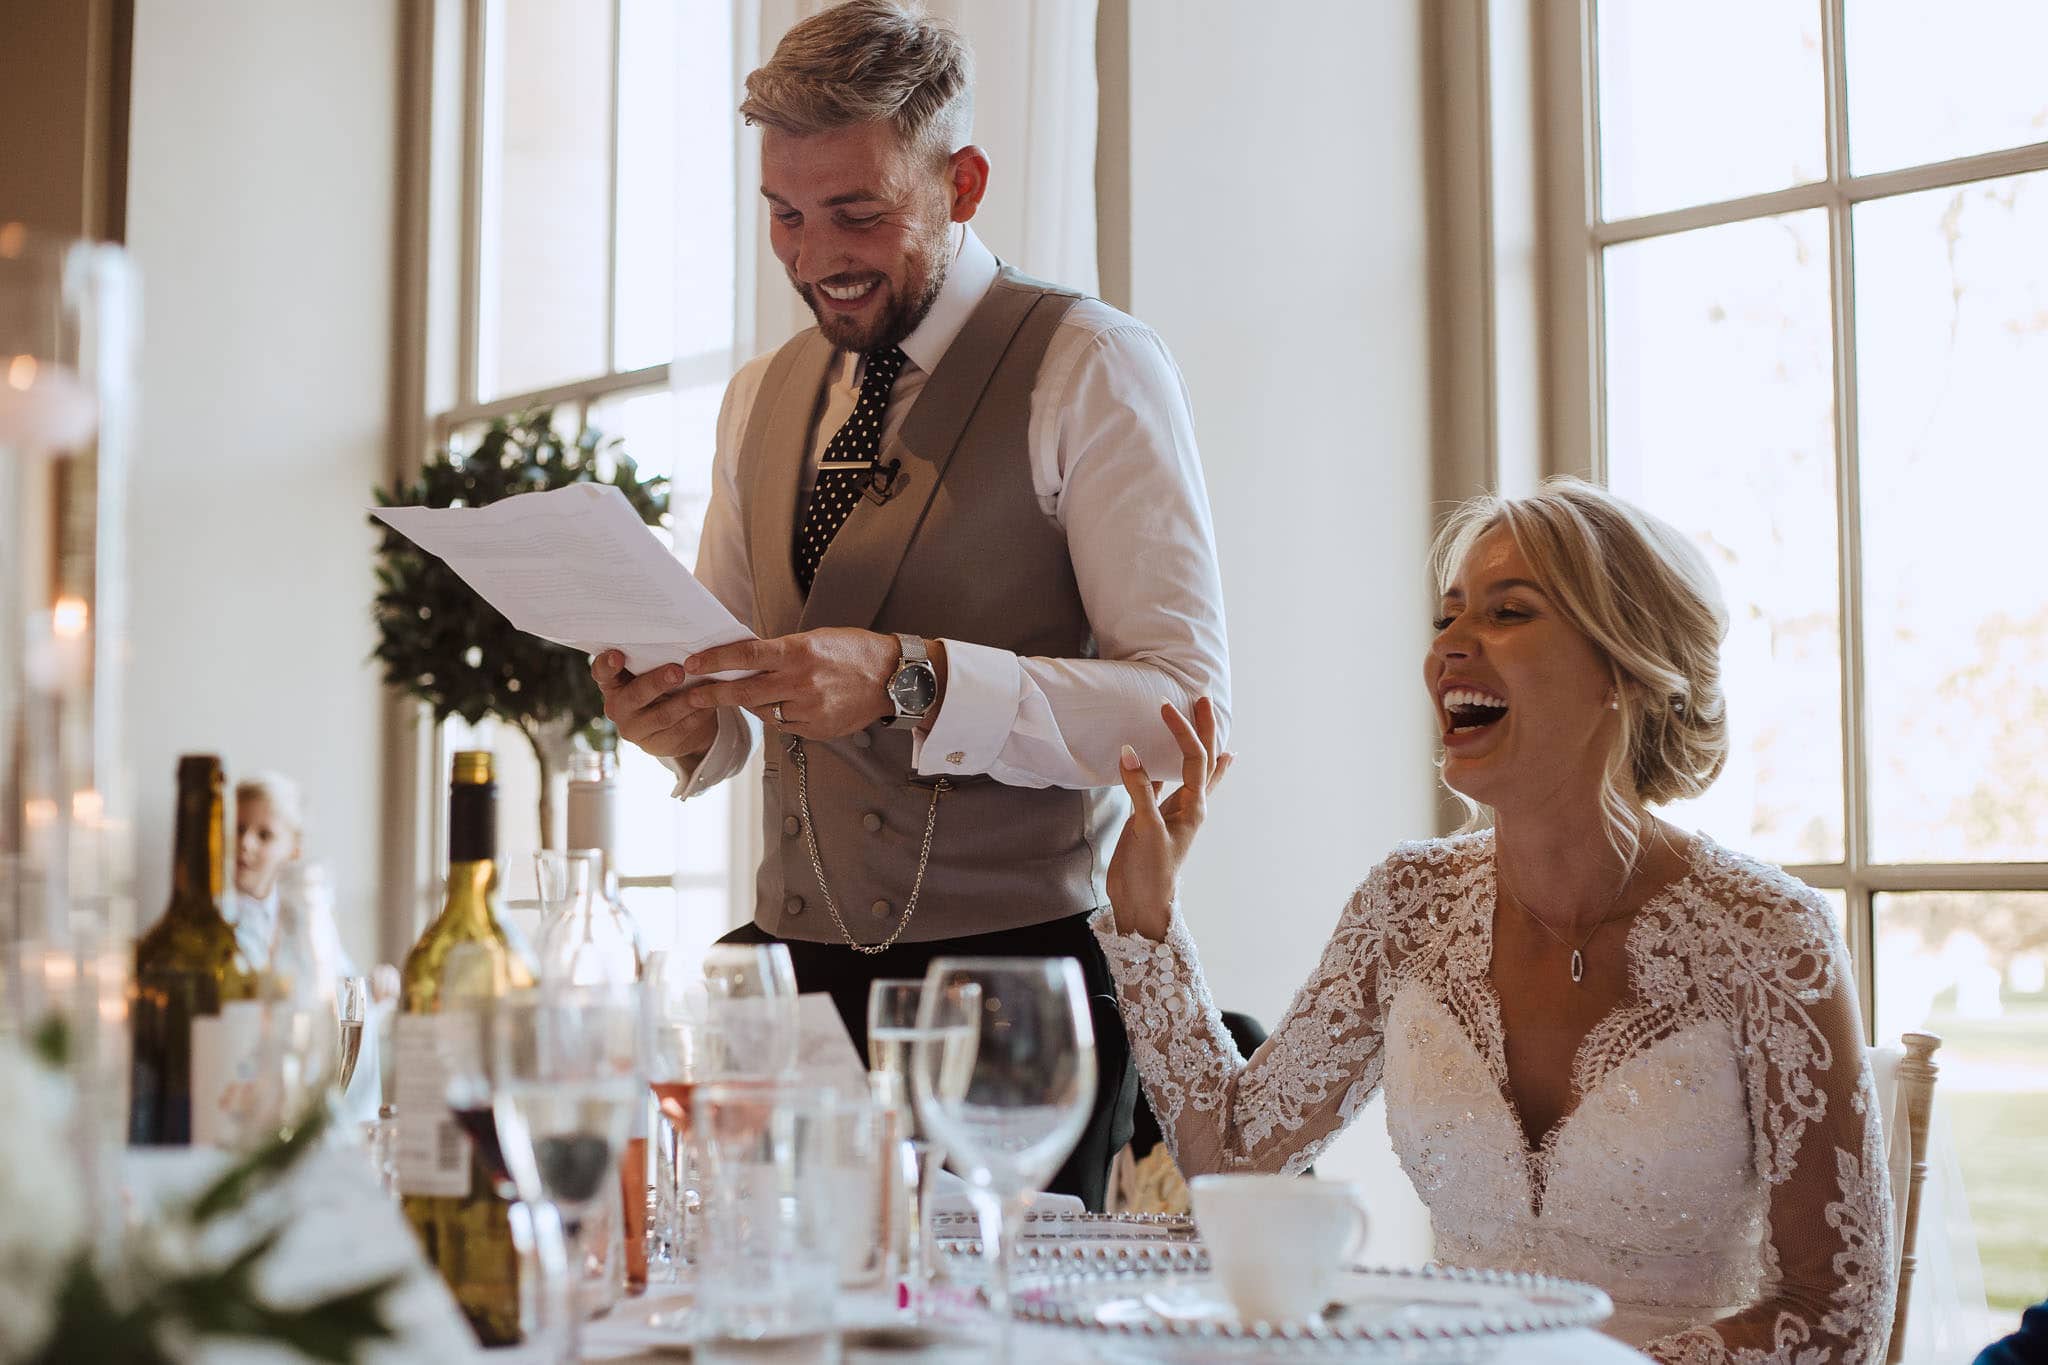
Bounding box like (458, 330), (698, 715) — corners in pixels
(1606, 691), (1620, 711)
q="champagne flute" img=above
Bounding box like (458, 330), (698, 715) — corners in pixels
(913, 958), (1095, 1331)
(868, 978), (970, 1297)
(336, 975), (368, 1093)
(492, 983), (643, 1365)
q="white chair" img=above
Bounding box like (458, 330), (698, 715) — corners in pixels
(1869, 1031), (1942, 1365)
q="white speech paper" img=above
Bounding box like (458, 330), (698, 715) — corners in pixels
(372, 482), (757, 679)
(796, 992), (873, 1100)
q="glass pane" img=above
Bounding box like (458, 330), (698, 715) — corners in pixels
(1595, 0), (1826, 221)
(1876, 891), (2048, 1340)
(591, 386), (678, 482)
(1603, 211), (1843, 863)
(1855, 171), (2048, 863)
(1846, 1), (2048, 175)
(480, 0), (615, 399)
(672, 0), (737, 361)
(614, 0), (679, 371)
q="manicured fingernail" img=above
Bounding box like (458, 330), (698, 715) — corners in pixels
(1120, 744), (1141, 771)
(682, 655), (702, 672)
(666, 667), (685, 684)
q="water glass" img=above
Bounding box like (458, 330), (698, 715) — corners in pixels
(693, 1081), (838, 1357)
(914, 958), (1096, 1322)
(826, 1095), (889, 1288)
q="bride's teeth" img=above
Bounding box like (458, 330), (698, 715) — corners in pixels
(1443, 687), (1507, 710)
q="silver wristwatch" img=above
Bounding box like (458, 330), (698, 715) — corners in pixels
(884, 634), (938, 726)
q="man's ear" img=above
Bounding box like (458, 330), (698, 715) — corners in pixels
(947, 145), (990, 222)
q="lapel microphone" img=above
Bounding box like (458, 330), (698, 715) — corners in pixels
(864, 457), (905, 506)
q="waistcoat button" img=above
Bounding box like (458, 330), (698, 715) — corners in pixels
(870, 899), (892, 918)
(783, 815), (801, 836)
(862, 812), (883, 833)
(784, 894), (805, 916)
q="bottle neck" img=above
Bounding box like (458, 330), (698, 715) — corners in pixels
(436, 858), (499, 934)
(169, 785), (225, 915)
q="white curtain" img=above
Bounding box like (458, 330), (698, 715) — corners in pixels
(737, 0), (1100, 358)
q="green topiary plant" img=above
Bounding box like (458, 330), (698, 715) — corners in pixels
(370, 408), (669, 845)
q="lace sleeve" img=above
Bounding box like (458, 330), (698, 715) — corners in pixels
(1645, 888), (1897, 1365)
(1091, 865), (1395, 1176)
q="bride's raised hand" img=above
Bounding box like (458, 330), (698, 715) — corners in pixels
(1106, 696), (1234, 941)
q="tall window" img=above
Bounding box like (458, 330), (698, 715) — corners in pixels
(425, 0), (746, 964)
(1563, 0), (2048, 1333)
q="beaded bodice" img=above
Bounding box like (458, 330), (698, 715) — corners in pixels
(1095, 831), (1895, 1363)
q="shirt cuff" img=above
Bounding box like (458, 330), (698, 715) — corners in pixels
(910, 638), (1021, 778)
(659, 707), (756, 799)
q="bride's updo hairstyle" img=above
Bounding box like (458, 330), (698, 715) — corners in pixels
(1430, 477), (1730, 865)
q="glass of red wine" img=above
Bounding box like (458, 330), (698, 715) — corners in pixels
(437, 945), (566, 1344)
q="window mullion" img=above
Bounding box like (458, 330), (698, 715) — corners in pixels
(1820, 0), (1876, 1042)
(603, 0), (622, 378)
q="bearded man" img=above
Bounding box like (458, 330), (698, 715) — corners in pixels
(595, 0), (1229, 1207)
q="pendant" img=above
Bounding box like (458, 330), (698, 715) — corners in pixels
(1570, 949), (1585, 984)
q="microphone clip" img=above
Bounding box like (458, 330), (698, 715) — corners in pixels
(864, 457), (905, 506)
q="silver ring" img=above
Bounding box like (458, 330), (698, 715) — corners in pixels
(772, 702), (786, 726)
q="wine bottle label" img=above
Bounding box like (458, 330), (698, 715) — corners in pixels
(190, 1001), (267, 1149)
(394, 1014), (470, 1197)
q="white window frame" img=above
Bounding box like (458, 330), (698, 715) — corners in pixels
(381, 0), (757, 951)
(1518, 0), (2048, 1035)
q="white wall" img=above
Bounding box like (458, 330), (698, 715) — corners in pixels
(123, 1), (397, 966)
(1125, 0), (1438, 1258)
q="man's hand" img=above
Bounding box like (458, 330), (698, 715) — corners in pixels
(1105, 696), (1233, 941)
(681, 628), (910, 740)
(592, 652), (721, 762)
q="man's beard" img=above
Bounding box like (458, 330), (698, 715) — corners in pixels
(797, 225), (952, 353)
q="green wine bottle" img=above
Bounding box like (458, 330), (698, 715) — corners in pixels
(395, 750), (534, 1346)
(129, 755), (257, 1145)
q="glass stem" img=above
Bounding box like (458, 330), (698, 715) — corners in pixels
(972, 1184), (1030, 1358)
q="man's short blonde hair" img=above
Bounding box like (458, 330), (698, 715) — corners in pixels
(740, 0), (973, 163)
(1431, 477), (1731, 865)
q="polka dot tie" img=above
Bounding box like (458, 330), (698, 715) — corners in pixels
(794, 344), (907, 594)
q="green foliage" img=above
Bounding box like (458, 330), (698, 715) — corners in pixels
(369, 408), (670, 746)
(32, 1103), (401, 1364)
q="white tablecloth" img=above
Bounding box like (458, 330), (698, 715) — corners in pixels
(128, 1148), (1652, 1364)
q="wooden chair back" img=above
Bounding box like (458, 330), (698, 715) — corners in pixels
(1884, 1030), (1942, 1365)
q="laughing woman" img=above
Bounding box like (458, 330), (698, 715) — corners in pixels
(1098, 479), (1895, 1363)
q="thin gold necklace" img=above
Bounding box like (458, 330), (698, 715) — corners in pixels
(1496, 859), (1639, 985)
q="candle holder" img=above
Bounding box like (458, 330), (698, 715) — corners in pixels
(1, 223), (140, 1249)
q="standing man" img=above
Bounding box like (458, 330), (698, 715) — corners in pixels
(593, 0), (1228, 1208)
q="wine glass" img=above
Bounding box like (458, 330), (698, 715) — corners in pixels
(336, 975), (368, 1093)
(639, 944), (798, 1329)
(913, 958), (1095, 1327)
(492, 983), (644, 1365)
(867, 978), (961, 1297)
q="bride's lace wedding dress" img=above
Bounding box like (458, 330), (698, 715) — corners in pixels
(1095, 831), (1895, 1363)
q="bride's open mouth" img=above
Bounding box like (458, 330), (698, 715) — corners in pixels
(1441, 686), (1509, 737)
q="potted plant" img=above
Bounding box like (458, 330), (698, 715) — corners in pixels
(369, 410), (669, 846)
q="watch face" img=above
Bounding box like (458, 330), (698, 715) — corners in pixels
(889, 662), (937, 714)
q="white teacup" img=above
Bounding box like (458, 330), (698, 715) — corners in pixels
(1189, 1174), (1369, 1324)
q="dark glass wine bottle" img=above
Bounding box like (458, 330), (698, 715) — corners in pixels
(395, 750), (535, 1346)
(129, 755), (257, 1145)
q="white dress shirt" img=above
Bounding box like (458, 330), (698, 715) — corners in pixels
(669, 226), (1230, 798)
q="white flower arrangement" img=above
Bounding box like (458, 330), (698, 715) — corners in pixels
(0, 1038), (86, 1364)
(0, 1028), (398, 1365)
